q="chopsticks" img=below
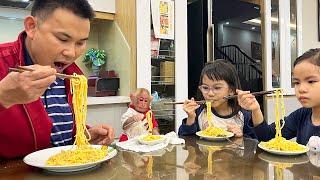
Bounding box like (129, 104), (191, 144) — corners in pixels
(163, 90), (276, 105)
(9, 66), (78, 79)
(223, 90), (276, 99)
(164, 100), (206, 105)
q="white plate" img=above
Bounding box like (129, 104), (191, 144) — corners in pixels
(258, 143), (309, 156)
(196, 131), (234, 141)
(138, 135), (167, 145)
(23, 145), (117, 173)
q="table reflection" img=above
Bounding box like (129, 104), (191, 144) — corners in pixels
(0, 136), (319, 180)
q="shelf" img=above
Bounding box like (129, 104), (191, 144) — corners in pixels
(94, 11), (115, 20)
(151, 57), (175, 62)
(87, 96), (130, 105)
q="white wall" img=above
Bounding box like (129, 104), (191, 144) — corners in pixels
(301, 0), (320, 52)
(0, 17), (24, 43)
(265, 96), (301, 123)
(222, 26), (261, 59)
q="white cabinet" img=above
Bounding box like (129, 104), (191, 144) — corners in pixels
(136, 0), (188, 133)
(87, 0), (115, 13)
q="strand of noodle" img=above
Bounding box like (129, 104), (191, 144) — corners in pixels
(206, 101), (213, 127)
(146, 156), (153, 178)
(146, 110), (153, 133)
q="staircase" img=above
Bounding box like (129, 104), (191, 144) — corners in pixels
(214, 44), (263, 93)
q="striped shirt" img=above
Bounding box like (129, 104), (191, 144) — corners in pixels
(41, 78), (74, 146)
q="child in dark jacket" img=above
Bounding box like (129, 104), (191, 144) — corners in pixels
(237, 48), (320, 148)
(178, 60), (257, 139)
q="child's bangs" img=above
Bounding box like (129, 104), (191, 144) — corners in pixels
(205, 67), (228, 83)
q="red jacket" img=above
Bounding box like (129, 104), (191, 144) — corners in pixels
(0, 32), (83, 159)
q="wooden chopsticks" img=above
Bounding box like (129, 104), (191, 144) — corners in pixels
(9, 66), (78, 79)
(164, 90), (276, 105)
(223, 90), (276, 99)
(164, 100), (206, 105)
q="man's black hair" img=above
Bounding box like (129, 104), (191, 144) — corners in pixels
(31, 0), (95, 20)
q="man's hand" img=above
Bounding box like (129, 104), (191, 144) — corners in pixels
(0, 65), (56, 108)
(88, 124), (115, 145)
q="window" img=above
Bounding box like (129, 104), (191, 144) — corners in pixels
(263, 0), (301, 94)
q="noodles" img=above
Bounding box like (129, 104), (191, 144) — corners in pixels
(201, 101), (229, 137)
(207, 146), (220, 175)
(275, 163), (292, 180)
(146, 156), (153, 178)
(141, 134), (163, 141)
(46, 74), (108, 166)
(200, 126), (229, 137)
(261, 89), (306, 152)
(206, 101), (213, 127)
(146, 110), (153, 133)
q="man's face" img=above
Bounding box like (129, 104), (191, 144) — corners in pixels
(26, 8), (90, 73)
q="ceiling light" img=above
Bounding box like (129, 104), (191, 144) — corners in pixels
(21, 0), (30, 2)
(225, 22), (230, 25)
(244, 18), (297, 29)
(254, 6), (259, 10)
(251, 27), (256, 30)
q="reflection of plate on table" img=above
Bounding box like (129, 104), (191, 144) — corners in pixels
(258, 152), (309, 165)
(196, 139), (230, 154)
(23, 145), (117, 173)
(196, 131), (234, 141)
(196, 139), (231, 147)
(258, 143), (309, 156)
(138, 135), (167, 145)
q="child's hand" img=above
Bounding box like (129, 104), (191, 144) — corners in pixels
(236, 89), (260, 111)
(133, 113), (144, 122)
(183, 98), (200, 125)
(227, 123), (243, 137)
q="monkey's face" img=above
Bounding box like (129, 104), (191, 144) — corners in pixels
(134, 91), (151, 113)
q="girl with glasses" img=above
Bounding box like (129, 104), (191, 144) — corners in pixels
(178, 59), (257, 139)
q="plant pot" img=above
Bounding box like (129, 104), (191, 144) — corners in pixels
(91, 64), (100, 77)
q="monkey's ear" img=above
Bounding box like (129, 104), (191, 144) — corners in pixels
(130, 93), (135, 101)
(149, 96), (153, 102)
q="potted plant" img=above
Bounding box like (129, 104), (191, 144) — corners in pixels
(83, 48), (107, 76)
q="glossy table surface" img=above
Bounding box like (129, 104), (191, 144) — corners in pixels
(1, 136), (320, 180)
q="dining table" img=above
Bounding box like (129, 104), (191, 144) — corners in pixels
(1, 136), (319, 180)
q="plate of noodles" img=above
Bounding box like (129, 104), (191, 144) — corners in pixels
(196, 126), (234, 141)
(23, 145), (117, 172)
(258, 139), (309, 156)
(138, 134), (167, 145)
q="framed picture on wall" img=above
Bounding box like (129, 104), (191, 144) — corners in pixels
(251, 41), (262, 60)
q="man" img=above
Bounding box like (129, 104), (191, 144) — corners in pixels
(0, 0), (114, 158)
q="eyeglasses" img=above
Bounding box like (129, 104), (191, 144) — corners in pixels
(198, 84), (226, 94)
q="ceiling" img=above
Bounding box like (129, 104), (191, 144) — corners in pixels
(213, 0), (262, 32)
